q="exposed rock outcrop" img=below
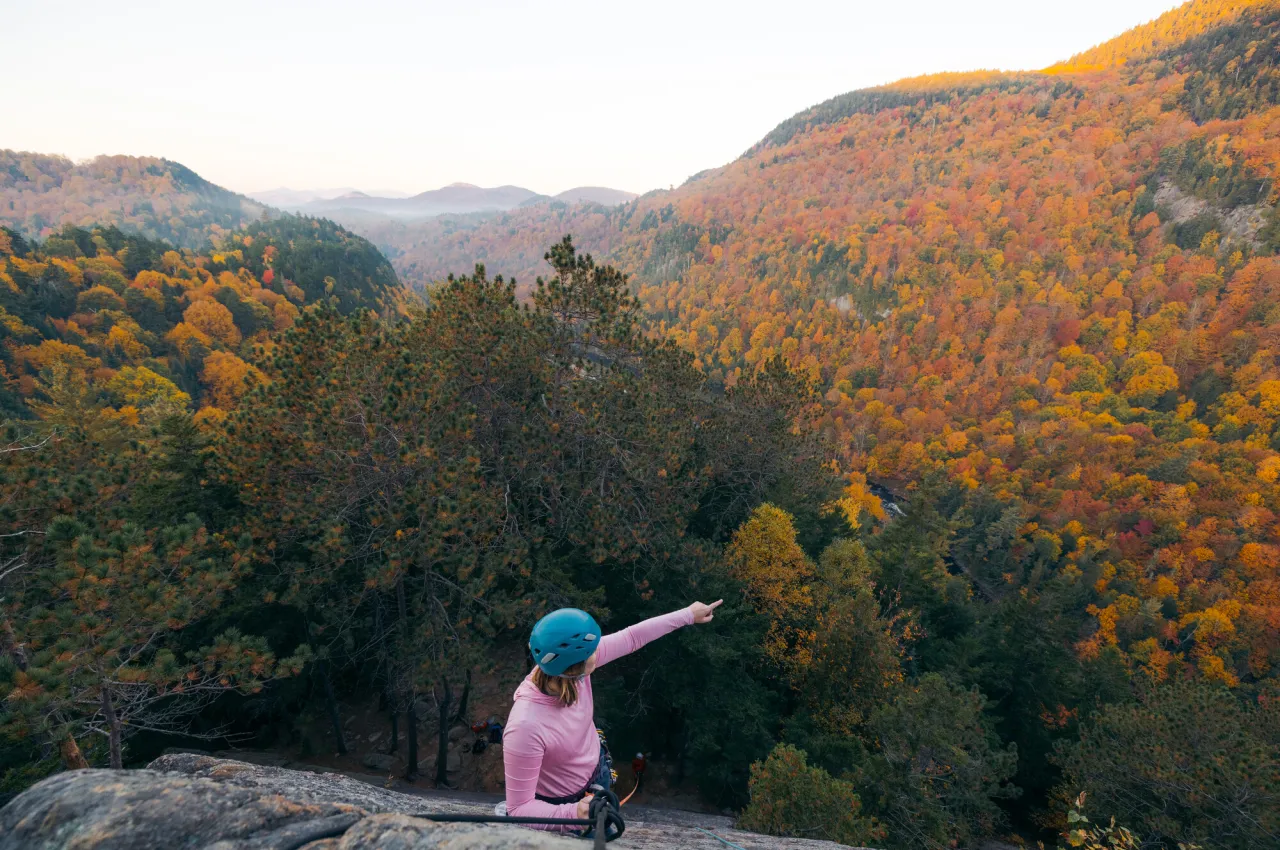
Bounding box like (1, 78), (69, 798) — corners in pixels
(0, 755), (866, 850)
(1153, 180), (1272, 248)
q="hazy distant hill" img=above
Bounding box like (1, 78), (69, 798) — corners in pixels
(297, 183), (540, 220)
(0, 151), (639, 257)
(554, 186), (639, 205)
(0, 151), (267, 249)
(249, 187), (413, 207)
(293, 182), (638, 221)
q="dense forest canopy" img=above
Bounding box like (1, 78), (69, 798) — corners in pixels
(4, 2), (1280, 848)
(0, 216), (402, 418)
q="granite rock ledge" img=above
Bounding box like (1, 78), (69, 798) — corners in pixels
(0, 754), (869, 850)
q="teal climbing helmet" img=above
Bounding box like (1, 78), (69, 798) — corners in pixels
(530, 608), (601, 676)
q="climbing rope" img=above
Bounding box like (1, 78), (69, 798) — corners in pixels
(693, 826), (750, 850)
(417, 786), (625, 850)
(284, 801), (750, 850)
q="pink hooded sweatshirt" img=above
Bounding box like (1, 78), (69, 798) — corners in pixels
(503, 605), (695, 829)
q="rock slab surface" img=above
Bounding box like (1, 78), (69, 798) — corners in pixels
(0, 755), (865, 850)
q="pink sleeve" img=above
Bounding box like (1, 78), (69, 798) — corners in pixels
(503, 722), (581, 830)
(594, 605), (695, 668)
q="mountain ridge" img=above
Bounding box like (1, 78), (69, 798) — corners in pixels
(297, 182), (637, 220)
(0, 151), (267, 249)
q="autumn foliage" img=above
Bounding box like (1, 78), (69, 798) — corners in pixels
(0, 152), (265, 249)
(4, 2), (1280, 846)
(371, 0), (1280, 700)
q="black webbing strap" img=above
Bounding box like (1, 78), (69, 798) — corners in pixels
(417, 787), (625, 850)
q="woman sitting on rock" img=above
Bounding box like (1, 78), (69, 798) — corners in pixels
(502, 600), (722, 830)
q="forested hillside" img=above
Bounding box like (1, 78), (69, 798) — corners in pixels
(0, 216), (402, 418)
(0, 152), (268, 249)
(3, 2), (1280, 848)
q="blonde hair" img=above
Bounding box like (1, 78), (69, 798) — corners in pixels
(531, 660), (588, 707)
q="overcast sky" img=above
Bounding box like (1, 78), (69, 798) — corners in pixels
(5, 0), (1181, 196)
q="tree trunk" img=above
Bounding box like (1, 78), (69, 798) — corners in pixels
(435, 677), (452, 788)
(59, 733), (89, 770)
(396, 577), (418, 779)
(405, 692), (418, 780)
(319, 660), (348, 755)
(100, 684), (123, 769)
(375, 597), (399, 753)
(374, 598), (386, 714)
(452, 669), (471, 724)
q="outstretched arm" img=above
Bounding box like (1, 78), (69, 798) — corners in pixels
(594, 600), (722, 668)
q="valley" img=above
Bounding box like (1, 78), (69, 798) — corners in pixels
(3, 2), (1280, 848)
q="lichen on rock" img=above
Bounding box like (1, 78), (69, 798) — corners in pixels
(0, 760), (575, 850)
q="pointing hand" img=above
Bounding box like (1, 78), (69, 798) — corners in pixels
(691, 599), (723, 624)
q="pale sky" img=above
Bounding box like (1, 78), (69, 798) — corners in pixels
(4, 0), (1182, 197)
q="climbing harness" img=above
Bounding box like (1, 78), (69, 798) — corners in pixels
(537, 727), (615, 806)
(597, 727), (618, 787)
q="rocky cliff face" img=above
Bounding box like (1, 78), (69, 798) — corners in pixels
(0, 755), (865, 850)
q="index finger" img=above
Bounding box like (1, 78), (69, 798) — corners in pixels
(709, 599), (724, 609)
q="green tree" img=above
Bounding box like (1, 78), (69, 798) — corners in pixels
(2, 516), (303, 769)
(800, 539), (911, 736)
(1053, 682), (1280, 849)
(737, 743), (884, 847)
(219, 304), (521, 775)
(850, 673), (1019, 850)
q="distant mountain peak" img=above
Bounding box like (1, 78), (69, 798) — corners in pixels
(553, 186), (639, 206)
(446, 182), (479, 189)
